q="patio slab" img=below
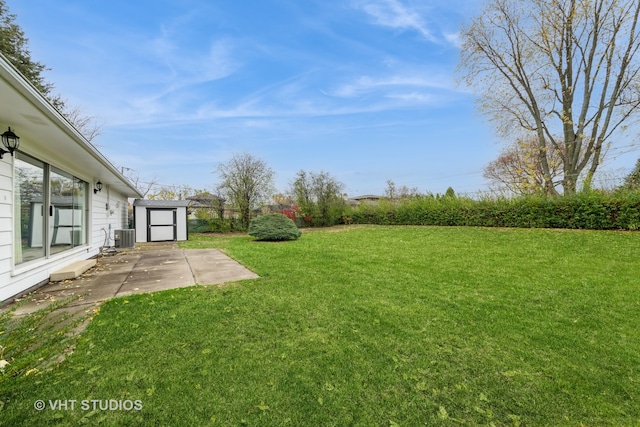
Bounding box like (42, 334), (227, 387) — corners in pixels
(5, 243), (259, 317)
(184, 249), (259, 284)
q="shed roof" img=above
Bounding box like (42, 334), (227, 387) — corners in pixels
(133, 199), (190, 208)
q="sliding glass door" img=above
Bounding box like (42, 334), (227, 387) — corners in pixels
(14, 153), (89, 265)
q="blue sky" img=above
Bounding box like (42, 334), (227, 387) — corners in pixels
(9, 0), (635, 197)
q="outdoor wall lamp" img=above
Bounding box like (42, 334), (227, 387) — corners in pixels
(94, 180), (103, 194)
(0, 127), (20, 159)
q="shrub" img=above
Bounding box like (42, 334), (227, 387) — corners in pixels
(347, 191), (640, 230)
(248, 213), (302, 241)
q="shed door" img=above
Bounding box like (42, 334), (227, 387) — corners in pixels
(147, 208), (177, 242)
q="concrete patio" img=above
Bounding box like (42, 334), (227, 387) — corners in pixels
(5, 242), (259, 317)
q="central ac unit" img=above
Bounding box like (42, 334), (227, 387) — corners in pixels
(114, 229), (135, 248)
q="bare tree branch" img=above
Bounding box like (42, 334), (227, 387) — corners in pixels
(460, 0), (640, 194)
(216, 153), (275, 229)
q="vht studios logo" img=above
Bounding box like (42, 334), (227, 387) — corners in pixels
(34, 399), (143, 411)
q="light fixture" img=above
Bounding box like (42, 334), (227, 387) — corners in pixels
(94, 180), (103, 194)
(0, 127), (20, 159)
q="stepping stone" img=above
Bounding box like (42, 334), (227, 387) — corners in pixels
(50, 260), (97, 282)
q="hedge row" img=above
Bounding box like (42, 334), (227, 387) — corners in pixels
(349, 192), (640, 230)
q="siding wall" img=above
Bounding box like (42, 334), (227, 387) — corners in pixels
(134, 205), (147, 243)
(91, 185), (129, 249)
(0, 157), (13, 292)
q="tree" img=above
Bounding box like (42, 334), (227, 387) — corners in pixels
(121, 169), (159, 198)
(459, 0), (640, 195)
(216, 153), (275, 229)
(291, 170), (344, 226)
(272, 193), (294, 208)
(484, 136), (565, 195)
(291, 170), (314, 220)
(311, 171), (345, 226)
(0, 1), (103, 141)
(62, 105), (103, 142)
(444, 187), (456, 198)
(147, 184), (193, 201)
(0, 0), (63, 110)
(384, 179), (397, 200)
(384, 179), (420, 201)
(621, 158), (640, 191)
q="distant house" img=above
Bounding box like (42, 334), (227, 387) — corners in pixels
(349, 194), (384, 206)
(185, 192), (224, 219)
(0, 54), (142, 303)
(185, 193), (243, 221)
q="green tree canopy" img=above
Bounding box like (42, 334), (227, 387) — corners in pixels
(621, 158), (640, 191)
(290, 170), (344, 226)
(0, 0), (64, 110)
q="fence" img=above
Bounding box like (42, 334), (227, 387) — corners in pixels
(187, 218), (246, 233)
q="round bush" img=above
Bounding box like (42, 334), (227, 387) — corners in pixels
(248, 213), (301, 241)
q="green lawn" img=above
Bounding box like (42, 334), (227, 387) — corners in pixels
(1, 226), (639, 426)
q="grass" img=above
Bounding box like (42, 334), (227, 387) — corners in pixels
(0, 295), (93, 383)
(1, 225), (639, 426)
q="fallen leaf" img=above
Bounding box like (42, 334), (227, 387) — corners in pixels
(438, 406), (449, 420)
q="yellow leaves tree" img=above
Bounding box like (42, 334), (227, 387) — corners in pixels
(459, 0), (640, 195)
(484, 136), (565, 195)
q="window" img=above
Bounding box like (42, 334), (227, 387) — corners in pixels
(14, 153), (89, 265)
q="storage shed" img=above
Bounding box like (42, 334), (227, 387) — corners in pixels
(133, 200), (189, 243)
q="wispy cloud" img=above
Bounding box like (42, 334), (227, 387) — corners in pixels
(444, 32), (462, 48)
(354, 0), (436, 42)
(98, 67), (460, 127)
(148, 33), (242, 89)
(325, 73), (452, 98)
(385, 92), (433, 103)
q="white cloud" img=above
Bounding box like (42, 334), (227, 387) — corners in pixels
(355, 0), (436, 41)
(444, 32), (462, 48)
(145, 33), (242, 90)
(325, 74), (452, 98)
(385, 92), (433, 103)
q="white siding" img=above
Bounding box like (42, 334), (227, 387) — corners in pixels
(0, 158), (12, 292)
(134, 206), (147, 243)
(177, 207), (187, 241)
(91, 185), (130, 249)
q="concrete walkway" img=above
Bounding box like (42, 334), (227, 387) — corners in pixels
(8, 242), (259, 317)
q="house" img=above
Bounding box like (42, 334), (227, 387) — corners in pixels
(0, 54), (142, 303)
(185, 192), (224, 219)
(349, 194), (384, 206)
